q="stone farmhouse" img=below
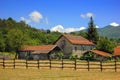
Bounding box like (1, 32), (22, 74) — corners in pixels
(55, 34), (95, 58)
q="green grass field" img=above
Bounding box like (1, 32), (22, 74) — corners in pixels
(0, 68), (120, 80)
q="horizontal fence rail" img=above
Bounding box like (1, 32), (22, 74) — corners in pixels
(0, 59), (120, 72)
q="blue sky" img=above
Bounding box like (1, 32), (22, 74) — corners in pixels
(0, 0), (120, 32)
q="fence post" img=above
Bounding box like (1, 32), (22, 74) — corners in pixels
(37, 60), (40, 69)
(114, 60), (117, 72)
(100, 61), (102, 72)
(87, 60), (90, 71)
(3, 58), (5, 69)
(26, 59), (28, 69)
(13, 59), (15, 69)
(61, 59), (64, 70)
(74, 59), (77, 70)
(49, 59), (51, 69)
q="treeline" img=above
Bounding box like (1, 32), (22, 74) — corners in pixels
(0, 18), (61, 53)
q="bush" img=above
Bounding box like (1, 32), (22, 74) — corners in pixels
(80, 52), (94, 61)
(69, 54), (78, 60)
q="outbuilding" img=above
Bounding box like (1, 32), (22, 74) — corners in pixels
(18, 45), (62, 60)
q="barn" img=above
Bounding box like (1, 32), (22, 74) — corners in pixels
(18, 45), (62, 60)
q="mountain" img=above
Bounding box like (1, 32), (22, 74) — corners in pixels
(98, 25), (120, 38)
(71, 25), (120, 39)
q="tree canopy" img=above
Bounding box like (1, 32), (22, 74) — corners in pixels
(96, 37), (117, 54)
(0, 18), (61, 53)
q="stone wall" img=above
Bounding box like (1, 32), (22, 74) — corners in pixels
(72, 44), (95, 57)
(55, 36), (72, 58)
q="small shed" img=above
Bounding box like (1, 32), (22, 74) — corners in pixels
(18, 45), (61, 60)
(83, 50), (112, 61)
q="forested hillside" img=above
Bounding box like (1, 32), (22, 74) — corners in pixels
(0, 18), (61, 52)
(71, 25), (120, 42)
(98, 25), (120, 38)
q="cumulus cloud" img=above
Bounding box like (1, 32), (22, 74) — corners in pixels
(50, 25), (64, 33)
(110, 22), (120, 27)
(20, 11), (43, 23)
(80, 12), (94, 18)
(29, 11), (43, 23)
(50, 25), (86, 33)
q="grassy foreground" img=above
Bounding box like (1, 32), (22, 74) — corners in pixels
(0, 68), (120, 80)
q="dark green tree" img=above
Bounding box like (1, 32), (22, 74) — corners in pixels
(87, 17), (99, 44)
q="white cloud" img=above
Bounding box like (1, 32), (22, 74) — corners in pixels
(110, 22), (120, 27)
(20, 17), (31, 23)
(20, 11), (43, 23)
(50, 25), (86, 33)
(45, 17), (49, 25)
(96, 25), (99, 28)
(20, 17), (25, 21)
(80, 12), (94, 18)
(29, 11), (43, 23)
(51, 25), (65, 33)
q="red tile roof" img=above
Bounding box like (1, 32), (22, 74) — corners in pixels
(114, 46), (120, 56)
(20, 45), (59, 54)
(63, 34), (94, 45)
(90, 50), (112, 57)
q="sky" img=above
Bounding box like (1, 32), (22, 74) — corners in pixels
(0, 0), (120, 33)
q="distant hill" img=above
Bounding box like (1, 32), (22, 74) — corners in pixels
(73, 25), (120, 39)
(98, 25), (120, 38)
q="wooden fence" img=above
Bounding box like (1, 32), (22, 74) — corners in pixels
(0, 59), (120, 72)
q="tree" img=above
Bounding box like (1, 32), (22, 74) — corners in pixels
(6, 29), (29, 52)
(0, 32), (5, 51)
(86, 17), (99, 44)
(96, 37), (117, 54)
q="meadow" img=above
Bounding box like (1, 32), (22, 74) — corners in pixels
(1, 59), (120, 80)
(0, 68), (120, 80)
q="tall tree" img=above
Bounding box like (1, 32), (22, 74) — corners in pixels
(87, 17), (99, 44)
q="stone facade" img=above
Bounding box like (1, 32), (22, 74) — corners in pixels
(55, 36), (72, 58)
(55, 34), (95, 58)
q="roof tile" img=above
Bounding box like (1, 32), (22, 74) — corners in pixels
(63, 34), (94, 45)
(90, 50), (112, 57)
(20, 45), (57, 51)
(114, 46), (120, 56)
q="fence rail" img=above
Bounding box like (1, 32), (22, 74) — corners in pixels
(0, 59), (120, 72)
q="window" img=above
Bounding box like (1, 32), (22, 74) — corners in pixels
(61, 40), (66, 49)
(74, 46), (77, 51)
(82, 45), (85, 51)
